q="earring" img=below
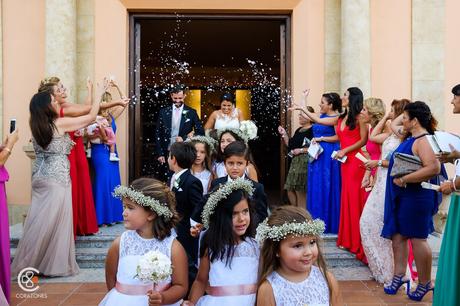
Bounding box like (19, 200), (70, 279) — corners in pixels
(275, 253), (280, 258)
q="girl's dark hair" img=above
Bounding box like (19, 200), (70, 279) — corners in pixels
(216, 130), (244, 162)
(391, 99), (411, 118)
(257, 206), (332, 301)
(190, 139), (212, 171)
(221, 92), (235, 105)
(340, 87), (363, 130)
(29, 91), (58, 149)
(129, 177), (180, 240)
(200, 188), (255, 266)
(322, 92), (342, 113)
(404, 101), (438, 135)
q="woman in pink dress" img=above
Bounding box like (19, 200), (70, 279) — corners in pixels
(335, 87), (369, 263)
(360, 98), (386, 191)
(0, 130), (19, 304)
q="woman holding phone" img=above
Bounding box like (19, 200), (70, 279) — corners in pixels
(0, 127), (19, 304)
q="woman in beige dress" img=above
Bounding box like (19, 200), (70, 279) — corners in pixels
(11, 86), (99, 277)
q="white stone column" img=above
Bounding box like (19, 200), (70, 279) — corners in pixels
(324, 0), (341, 93)
(411, 0), (445, 127)
(45, 0), (77, 103)
(76, 0), (95, 104)
(340, 0), (371, 96)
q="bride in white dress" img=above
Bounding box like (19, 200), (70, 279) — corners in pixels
(204, 93), (243, 131)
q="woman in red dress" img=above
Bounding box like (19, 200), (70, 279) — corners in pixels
(39, 77), (99, 236)
(335, 87), (369, 263)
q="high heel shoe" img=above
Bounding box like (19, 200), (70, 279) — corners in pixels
(408, 281), (434, 301)
(384, 274), (410, 295)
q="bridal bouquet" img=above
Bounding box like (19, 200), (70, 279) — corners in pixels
(135, 250), (172, 285)
(239, 120), (258, 140)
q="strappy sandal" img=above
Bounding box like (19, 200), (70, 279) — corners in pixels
(384, 274), (410, 295)
(408, 281), (434, 301)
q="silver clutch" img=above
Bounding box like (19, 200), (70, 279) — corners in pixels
(390, 152), (422, 178)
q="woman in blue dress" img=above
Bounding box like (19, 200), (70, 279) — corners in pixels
(382, 101), (445, 301)
(295, 92), (342, 233)
(91, 86), (129, 225)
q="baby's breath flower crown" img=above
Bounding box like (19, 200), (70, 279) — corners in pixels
(113, 185), (173, 221)
(255, 218), (325, 244)
(187, 135), (218, 152)
(217, 126), (257, 144)
(201, 177), (255, 228)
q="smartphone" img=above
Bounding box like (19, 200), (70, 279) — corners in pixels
(10, 119), (16, 133)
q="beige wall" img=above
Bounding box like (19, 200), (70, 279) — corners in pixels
(370, 0), (412, 103)
(444, 0), (460, 135)
(3, 0), (460, 211)
(3, 0), (46, 205)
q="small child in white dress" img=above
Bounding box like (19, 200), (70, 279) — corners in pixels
(256, 206), (342, 306)
(183, 178), (259, 306)
(189, 136), (216, 195)
(99, 178), (188, 306)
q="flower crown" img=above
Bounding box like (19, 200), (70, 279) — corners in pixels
(113, 185), (173, 221)
(201, 177), (255, 228)
(187, 135), (218, 152)
(255, 218), (325, 244)
(217, 120), (258, 144)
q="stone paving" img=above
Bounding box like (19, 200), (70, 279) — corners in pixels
(9, 280), (433, 305)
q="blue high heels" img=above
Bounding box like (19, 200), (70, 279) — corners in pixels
(408, 281), (434, 301)
(384, 274), (410, 295)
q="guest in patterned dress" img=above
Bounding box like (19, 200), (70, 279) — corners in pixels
(278, 108), (313, 207)
(12, 90), (99, 277)
(359, 99), (409, 284)
(257, 206), (342, 306)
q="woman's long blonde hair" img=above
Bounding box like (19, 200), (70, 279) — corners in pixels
(364, 97), (386, 127)
(257, 206), (332, 302)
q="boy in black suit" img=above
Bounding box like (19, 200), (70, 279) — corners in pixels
(210, 141), (269, 227)
(168, 142), (203, 285)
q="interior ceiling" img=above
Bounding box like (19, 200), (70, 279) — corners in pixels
(139, 18), (281, 87)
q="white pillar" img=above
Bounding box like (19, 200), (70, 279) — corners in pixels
(340, 0), (371, 97)
(45, 0), (77, 102)
(325, 0), (341, 93)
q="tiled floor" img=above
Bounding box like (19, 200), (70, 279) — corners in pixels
(8, 280), (433, 306)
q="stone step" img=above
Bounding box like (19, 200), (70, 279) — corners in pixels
(9, 223), (440, 270)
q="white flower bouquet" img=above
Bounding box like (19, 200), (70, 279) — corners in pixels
(239, 120), (258, 140)
(135, 250), (172, 287)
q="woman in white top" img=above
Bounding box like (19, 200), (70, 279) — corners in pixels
(204, 93), (243, 131)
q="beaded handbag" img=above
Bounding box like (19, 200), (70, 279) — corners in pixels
(390, 152), (422, 178)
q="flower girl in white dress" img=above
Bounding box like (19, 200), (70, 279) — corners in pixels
(99, 178), (188, 306)
(183, 178), (259, 306)
(256, 206), (342, 306)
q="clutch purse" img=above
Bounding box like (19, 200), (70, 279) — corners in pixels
(390, 152), (422, 178)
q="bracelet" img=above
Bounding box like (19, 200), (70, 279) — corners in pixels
(377, 160), (382, 167)
(453, 177), (458, 191)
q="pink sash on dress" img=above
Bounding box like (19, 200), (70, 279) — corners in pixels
(115, 282), (171, 295)
(205, 284), (257, 296)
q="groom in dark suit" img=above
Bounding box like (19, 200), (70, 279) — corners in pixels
(155, 84), (204, 168)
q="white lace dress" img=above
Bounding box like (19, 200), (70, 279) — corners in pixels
(266, 266), (330, 306)
(214, 109), (240, 130)
(360, 133), (400, 284)
(196, 238), (259, 306)
(99, 230), (181, 306)
(192, 169), (212, 195)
